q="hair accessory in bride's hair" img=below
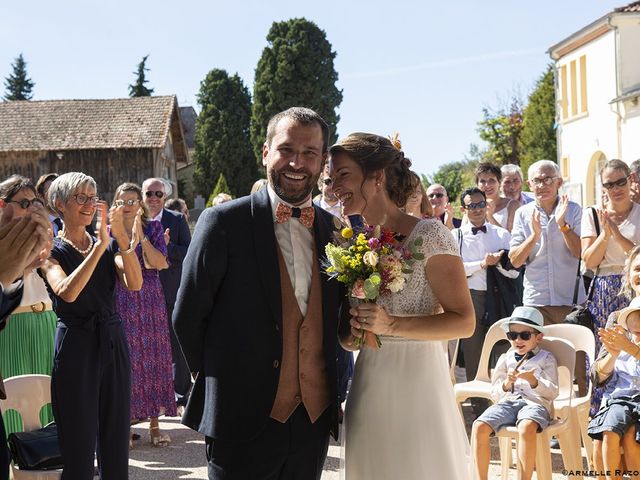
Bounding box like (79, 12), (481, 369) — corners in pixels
(388, 132), (402, 151)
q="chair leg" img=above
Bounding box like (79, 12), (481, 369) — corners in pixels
(534, 433), (553, 480)
(499, 436), (513, 479)
(578, 410), (593, 470)
(557, 429), (584, 480)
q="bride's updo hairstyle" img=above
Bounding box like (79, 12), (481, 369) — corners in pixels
(329, 132), (417, 208)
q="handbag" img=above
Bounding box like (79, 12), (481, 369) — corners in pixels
(564, 207), (599, 331)
(7, 422), (63, 470)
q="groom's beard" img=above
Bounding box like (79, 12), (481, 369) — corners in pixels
(270, 168), (319, 205)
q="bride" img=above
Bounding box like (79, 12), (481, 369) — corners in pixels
(329, 132), (475, 479)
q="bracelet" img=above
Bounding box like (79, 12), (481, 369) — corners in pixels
(559, 223), (572, 233)
(120, 244), (136, 255)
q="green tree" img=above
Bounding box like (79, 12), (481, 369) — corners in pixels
(521, 64), (557, 176)
(194, 69), (257, 198)
(250, 18), (343, 165)
(128, 55), (154, 97)
(206, 173), (232, 207)
(4, 54), (35, 101)
(477, 97), (524, 166)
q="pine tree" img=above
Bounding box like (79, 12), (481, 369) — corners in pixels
(128, 55), (154, 97)
(4, 54), (35, 101)
(194, 69), (257, 198)
(206, 173), (232, 207)
(250, 18), (343, 166)
(521, 64), (557, 175)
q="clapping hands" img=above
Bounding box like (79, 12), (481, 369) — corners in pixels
(598, 325), (637, 356)
(0, 203), (52, 286)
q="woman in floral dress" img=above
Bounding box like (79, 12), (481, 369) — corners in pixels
(112, 183), (176, 446)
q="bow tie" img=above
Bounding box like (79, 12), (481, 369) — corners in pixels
(514, 351), (535, 362)
(275, 202), (315, 228)
(472, 225), (487, 235)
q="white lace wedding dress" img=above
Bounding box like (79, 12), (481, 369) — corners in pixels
(343, 219), (471, 479)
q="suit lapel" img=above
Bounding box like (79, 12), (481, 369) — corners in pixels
(251, 189), (282, 329)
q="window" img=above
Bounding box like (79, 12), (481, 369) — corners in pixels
(559, 55), (588, 121)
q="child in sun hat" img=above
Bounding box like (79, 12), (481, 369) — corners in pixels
(471, 306), (559, 480)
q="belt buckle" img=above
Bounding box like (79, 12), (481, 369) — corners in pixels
(30, 302), (46, 313)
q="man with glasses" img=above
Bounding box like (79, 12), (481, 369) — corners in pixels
(427, 183), (461, 229)
(452, 187), (518, 416)
(142, 177), (192, 413)
(509, 160), (584, 324)
(314, 164), (341, 218)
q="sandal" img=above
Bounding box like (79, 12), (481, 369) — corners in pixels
(149, 426), (171, 447)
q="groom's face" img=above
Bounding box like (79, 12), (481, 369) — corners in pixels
(263, 118), (326, 206)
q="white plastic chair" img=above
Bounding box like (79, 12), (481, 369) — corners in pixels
(496, 337), (583, 480)
(545, 323), (596, 469)
(0, 374), (62, 479)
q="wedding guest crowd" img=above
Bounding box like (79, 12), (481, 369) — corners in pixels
(3, 104), (640, 479)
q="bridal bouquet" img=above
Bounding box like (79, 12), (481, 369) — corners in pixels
(324, 225), (423, 349)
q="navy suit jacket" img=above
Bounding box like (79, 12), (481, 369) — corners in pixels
(173, 187), (344, 443)
(158, 208), (191, 307)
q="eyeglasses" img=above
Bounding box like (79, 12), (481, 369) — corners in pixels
(8, 198), (45, 209)
(506, 331), (537, 341)
(144, 190), (164, 198)
(322, 178), (332, 186)
(602, 176), (629, 190)
(530, 177), (557, 187)
(114, 199), (140, 207)
(428, 193), (444, 199)
(72, 194), (99, 205)
(463, 200), (487, 210)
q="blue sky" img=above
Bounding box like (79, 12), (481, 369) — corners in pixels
(0, 0), (625, 176)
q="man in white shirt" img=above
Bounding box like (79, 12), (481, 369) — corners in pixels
(452, 187), (518, 415)
(314, 163), (342, 218)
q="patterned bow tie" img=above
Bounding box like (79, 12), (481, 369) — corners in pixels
(275, 202), (315, 228)
(472, 225), (487, 235)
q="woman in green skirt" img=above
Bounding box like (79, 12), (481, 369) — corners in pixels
(0, 175), (57, 435)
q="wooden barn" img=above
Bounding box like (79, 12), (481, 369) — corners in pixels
(0, 95), (189, 201)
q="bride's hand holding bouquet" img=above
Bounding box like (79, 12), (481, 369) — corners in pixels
(324, 225), (423, 349)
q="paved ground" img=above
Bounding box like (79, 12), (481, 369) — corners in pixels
(128, 406), (590, 480)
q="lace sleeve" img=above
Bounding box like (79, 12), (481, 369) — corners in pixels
(414, 219), (460, 263)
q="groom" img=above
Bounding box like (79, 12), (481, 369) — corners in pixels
(173, 107), (345, 480)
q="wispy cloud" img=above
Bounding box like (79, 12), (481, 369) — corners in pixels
(342, 48), (543, 80)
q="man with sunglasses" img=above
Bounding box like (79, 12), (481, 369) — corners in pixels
(452, 187), (519, 417)
(142, 177), (193, 412)
(472, 306), (558, 480)
(427, 183), (461, 229)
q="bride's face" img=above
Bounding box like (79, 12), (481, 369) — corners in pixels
(329, 152), (377, 216)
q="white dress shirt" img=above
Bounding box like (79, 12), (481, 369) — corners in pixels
(267, 186), (314, 316)
(452, 222), (517, 291)
(318, 197), (342, 218)
(151, 209), (164, 223)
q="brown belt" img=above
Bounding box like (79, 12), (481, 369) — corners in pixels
(12, 302), (53, 315)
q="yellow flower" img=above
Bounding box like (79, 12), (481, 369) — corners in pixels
(341, 227), (353, 239)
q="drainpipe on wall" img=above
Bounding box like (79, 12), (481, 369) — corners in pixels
(608, 15), (623, 160)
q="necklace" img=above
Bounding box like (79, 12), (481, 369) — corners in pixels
(58, 230), (94, 255)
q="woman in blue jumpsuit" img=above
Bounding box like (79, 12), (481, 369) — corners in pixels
(41, 172), (142, 479)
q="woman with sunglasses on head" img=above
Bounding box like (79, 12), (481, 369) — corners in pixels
(39, 172), (142, 480)
(0, 175), (57, 436)
(111, 183), (175, 447)
(474, 162), (519, 232)
(581, 159), (640, 416)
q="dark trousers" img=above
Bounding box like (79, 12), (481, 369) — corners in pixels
(461, 289), (487, 382)
(52, 323), (131, 480)
(167, 303), (192, 407)
(206, 405), (330, 480)
(0, 409), (8, 480)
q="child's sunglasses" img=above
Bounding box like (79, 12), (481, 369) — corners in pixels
(506, 331), (537, 341)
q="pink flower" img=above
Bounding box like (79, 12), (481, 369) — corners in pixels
(368, 237), (380, 250)
(351, 278), (366, 299)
